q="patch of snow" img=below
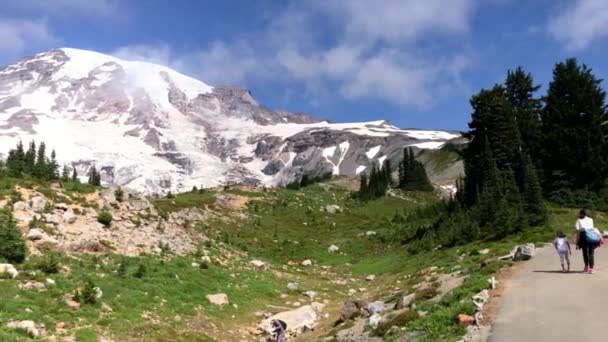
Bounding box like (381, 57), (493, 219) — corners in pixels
(402, 130), (459, 140)
(366, 145), (382, 159)
(356, 165), (366, 174)
(322, 146), (337, 158)
(378, 156), (387, 165)
(406, 141), (445, 150)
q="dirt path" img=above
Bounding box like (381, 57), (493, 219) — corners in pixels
(489, 245), (608, 342)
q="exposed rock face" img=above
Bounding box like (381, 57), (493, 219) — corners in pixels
(0, 48), (463, 194)
(259, 302), (325, 337)
(11, 186), (202, 257)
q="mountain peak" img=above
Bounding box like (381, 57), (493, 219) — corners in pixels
(0, 48), (461, 194)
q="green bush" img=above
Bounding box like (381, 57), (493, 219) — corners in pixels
(373, 310), (419, 336)
(38, 253), (60, 274)
(0, 209), (27, 263)
(97, 211), (113, 227)
(114, 187), (124, 202)
(134, 264), (147, 278)
(117, 261), (127, 278)
(76, 278), (98, 305)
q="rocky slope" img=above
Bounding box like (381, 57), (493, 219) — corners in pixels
(0, 48), (462, 194)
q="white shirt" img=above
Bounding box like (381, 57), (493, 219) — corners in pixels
(575, 217), (594, 230)
(555, 237), (569, 253)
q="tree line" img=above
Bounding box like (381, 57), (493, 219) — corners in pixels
(356, 148), (433, 200)
(394, 58), (608, 251)
(0, 141), (102, 187)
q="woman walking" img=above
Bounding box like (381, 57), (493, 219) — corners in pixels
(575, 209), (602, 273)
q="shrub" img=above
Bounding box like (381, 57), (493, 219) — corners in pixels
(134, 264), (147, 278)
(76, 278), (98, 305)
(97, 211), (113, 227)
(0, 209), (27, 263)
(199, 261), (209, 270)
(38, 253), (60, 274)
(373, 310), (419, 336)
(117, 261), (127, 278)
(114, 187), (124, 202)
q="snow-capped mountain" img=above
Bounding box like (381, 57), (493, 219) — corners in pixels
(0, 48), (461, 193)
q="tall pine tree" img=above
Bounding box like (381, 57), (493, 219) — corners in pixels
(541, 58), (608, 192)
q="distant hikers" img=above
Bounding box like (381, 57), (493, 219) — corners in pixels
(554, 230), (572, 272)
(575, 209), (603, 273)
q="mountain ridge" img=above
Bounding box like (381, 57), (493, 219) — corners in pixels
(0, 48), (462, 194)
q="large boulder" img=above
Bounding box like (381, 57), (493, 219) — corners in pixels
(43, 213), (62, 225)
(13, 201), (30, 211)
(259, 302), (325, 336)
(367, 301), (386, 315)
(19, 281), (46, 291)
(512, 243), (535, 261)
(395, 292), (415, 310)
(207, 293), (229, 306)
(7, 320), (46, 339)
(339, 300), (370, 322)
(250, 260), (266, 268)
(30, 196), (48, 213)
(325, 205), (342, 214)
(0, 264), (19, 279)
(63, 209), (77, 224)
(26, 229), (44, 241)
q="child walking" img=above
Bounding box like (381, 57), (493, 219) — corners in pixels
(554, 231), (572, 272)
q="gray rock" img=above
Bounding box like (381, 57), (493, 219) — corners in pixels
(367, 301), (386, 315)
(62, 209), (77, 224)
(54, 203), (69, 211)
(288, 282), (299, 290)
(7, 320), (46, 339)
(512, 243), (535, 261)
(43, 213), (62, 225)
(369, 313), (383, 329)
(325, 204), (342, 214)
(26, 229), (44, 241)
(0, 263), (18, 278)
(13, 201), (30, 211)
(303, 290), (318, 299)
(339, 300), (370, 322)
(31, 196), (48, 212)
(395, 292), (415, 310)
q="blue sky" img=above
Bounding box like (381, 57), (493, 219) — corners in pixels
(1, 0), (608, 130)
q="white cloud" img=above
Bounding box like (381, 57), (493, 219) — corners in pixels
(110, 0), (477, 109)
(0, 17), (58, 55)
(3, 0), (117, 16)
(547, 0), (608, 50)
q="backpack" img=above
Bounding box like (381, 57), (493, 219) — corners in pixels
(278, 319), (287, 330)
(584, 228), (600, 245)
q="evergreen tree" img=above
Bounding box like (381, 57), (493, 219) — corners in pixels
(6, 142), (25, 177)
(358, 173), (368, 199)
(24, 141), (36, 174)
(504, 67), (542, 160)
(0, 208), (27, 263)
(398, 148), (433, 192)
(49, 150), (58, 180)
(541, 58), (608, 192)
(383, 159), (392, 187)
(34, 142), (47, 179)
(88, 166), (101, 186)
(520, 152), (546, 225)
(61, 165), (70, 182)
(71, 167), (79, 183)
